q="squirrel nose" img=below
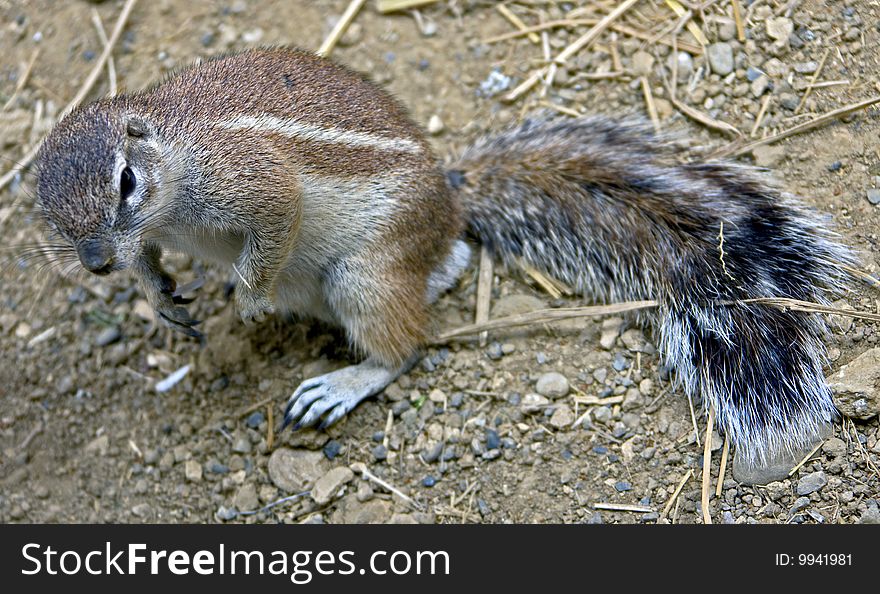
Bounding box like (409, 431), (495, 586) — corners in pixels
(78, 239), (115, 275)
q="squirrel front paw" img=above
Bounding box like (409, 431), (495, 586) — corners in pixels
(144, 275), (203, 338)
(235, 288), (276, 324)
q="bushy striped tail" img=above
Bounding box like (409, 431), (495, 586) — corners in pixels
(446, 116), (853, 467)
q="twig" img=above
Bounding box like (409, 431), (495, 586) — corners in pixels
(664, 0), (708, 46)
(660, 469), (693, 521)
(593, 503), (655, 513)
(787, 440), (825, 477)
(267, 404), (274, 450)
(503, 0), (641, 102)
(64, 0), (136, 117)
(731, 0), (746, 42)
(431, 300), (659, 343)
(351, 462), (424, 510)
(91, 9), (118, 96)
(433, 294), (880, 345)
(483, 19), (702, 54)
(742, 297), (880, 323)
(849, 419), (880, 479)
(641, 76), (660, 133)
(0, 0), (137, 192)
(711, 95), (880, 159)
(687, 391), (701, 447)
(2, 48), (40, 112)
(18, 421), (44, 451)
(701, 404), (715, 524)
(317, 0), (367, 58)
(496, 4), (540, 44)
(377, 0), (438, 12)
(751, 94), (771, 137)
(670, 91), (741, 136)
(715, 436), (730, 497)
(476, 246), (494, 347)
(238, 491), (310, 516)
(236, 396), (273, 417)
(383, 408), (393, 449)
(794, 48), (830, 114)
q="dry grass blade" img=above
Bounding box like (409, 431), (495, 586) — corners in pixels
(483, 19), (702, 54)
(660, 469), (693, 521)
(496, 4), (540, 44)
(377, 0), (438, 13)
(701, 404), (715, 524)
(432, 294), (880, 345)
(0, 0), (138, 192)
(716, 436), (730, 497)
(91, 9), (118, 97)
(787, 440), (825, 477)
(743, 297), (880, 323)
(593, 503), (654, 513)
(664, 0), (708, 45)
(317, 0), (367, 57)
(795, 48), (830, 114)
(711, 95), (880, 159)
(431, 300), (659, 343)
(668, 85), (741, 136)
(641, 76), (661, 133)
(731, 0), (745, 42)
(503, 0), (641, 102)
(2, 48), (40, 112)
(476, 246), (494, 347)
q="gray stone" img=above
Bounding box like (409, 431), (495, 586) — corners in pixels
(95, 326), (121, 347)
(751, 74), (770, 97)
(233, 483), (259, 511)
(766, 17), (793, 44)
(826, 348), (880, 420)
(311, 466), (354, 505)
(521, 393), (550, 413)
(267, 448), (328, 493)
(667, 51), (693, 83)
(599, 317), (622, 350)
(549, 404), (574, 429)
(707, 42), (734, 75)
(535, 372), (569, 399)
(868, 189), (880, 205)
(779, 93), (799, 111)
(796, 471), (827, 495)
(184, 459), (202, 482)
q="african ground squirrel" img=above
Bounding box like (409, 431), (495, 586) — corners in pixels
(33, 47), (853, 470)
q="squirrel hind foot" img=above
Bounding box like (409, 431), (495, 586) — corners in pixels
(282, 356), (417, 431)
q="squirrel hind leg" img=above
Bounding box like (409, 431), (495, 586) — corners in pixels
(282, 251), (436, 430)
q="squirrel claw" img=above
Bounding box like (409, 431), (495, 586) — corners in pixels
(156, 303), (203, 339)
(282, 362), (402, 430)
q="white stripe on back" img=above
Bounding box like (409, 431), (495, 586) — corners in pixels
(215, 114), (422, 154)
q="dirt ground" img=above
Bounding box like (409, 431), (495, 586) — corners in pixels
(1, 0), (879, 524)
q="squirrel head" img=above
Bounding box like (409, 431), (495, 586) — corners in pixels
(35, 101), (170, 276)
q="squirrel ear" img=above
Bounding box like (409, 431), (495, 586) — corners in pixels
(126, 117), (150, 138)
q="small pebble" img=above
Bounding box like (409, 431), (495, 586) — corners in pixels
(95, 326), (121, 347)
(245, 412), (264, 428)
(372, 444), (388, 461)
(323, 439), (342, 460)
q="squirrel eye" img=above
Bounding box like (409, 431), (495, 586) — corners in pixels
(120, 166), (136, 201)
